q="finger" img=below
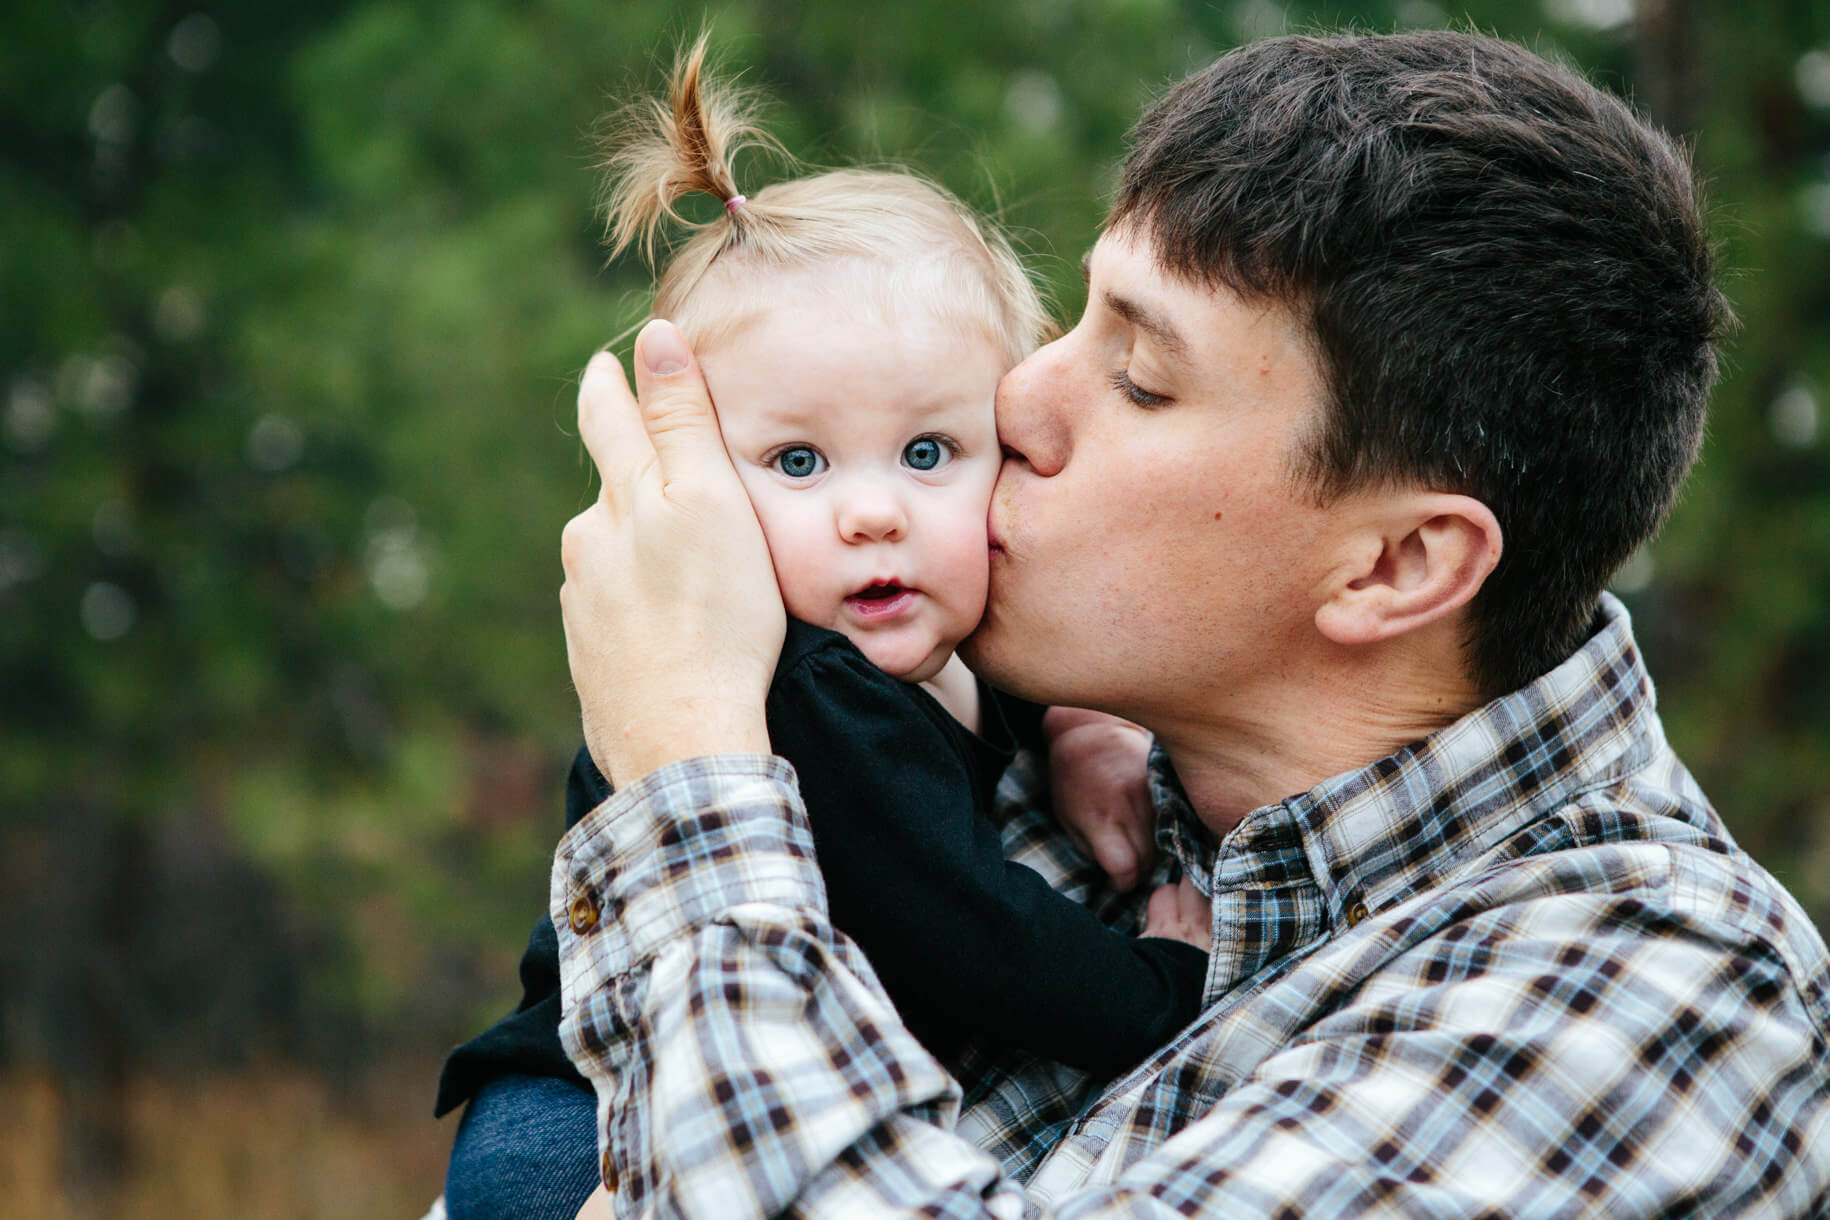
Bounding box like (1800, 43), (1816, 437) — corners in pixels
(1143, 882), (1181, 936)
(631, 319), (732, 488)
(1091, 831), (1140, 893)
(577, 349), (653, 507)
(575, 1184), (614, 1220)
(559, 571), (615, 787)
(1177, 876), (1204, 917)
(1178, 878), (1212, 943)
(1125, 786), (1157, 876)
(559, 508), (592, 581)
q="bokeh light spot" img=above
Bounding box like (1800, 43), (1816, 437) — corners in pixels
(81, 581), (137, 641)
(247, 414), (305, 472)
(168, 13), (223, 73)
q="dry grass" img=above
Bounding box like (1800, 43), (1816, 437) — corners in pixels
(0, 1063), (451, 1220)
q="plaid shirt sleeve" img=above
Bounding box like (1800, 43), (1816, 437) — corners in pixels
(554, 753), (1830, 1218)
(552, 755), (1020, 1217)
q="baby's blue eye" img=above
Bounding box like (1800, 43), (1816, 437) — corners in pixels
(774, 446), (825, 478)
(903, 437), (949, 471)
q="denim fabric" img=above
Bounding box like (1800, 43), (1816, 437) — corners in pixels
(444, 1073), (598, 1220)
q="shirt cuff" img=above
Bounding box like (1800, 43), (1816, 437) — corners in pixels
(551, 753), (828, 979)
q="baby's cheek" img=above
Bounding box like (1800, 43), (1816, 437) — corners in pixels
(772, 555), (833, 624)
(937, 513), (992, 619)
(747, 508), (832, 624)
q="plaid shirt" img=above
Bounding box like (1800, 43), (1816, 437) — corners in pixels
(554, 595), (1830, 1217)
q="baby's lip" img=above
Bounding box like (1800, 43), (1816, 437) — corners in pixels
(843, 582), (918, 621)
(849, 579), (913, 599)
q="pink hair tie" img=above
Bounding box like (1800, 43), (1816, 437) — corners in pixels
(724, 194), (747, 214)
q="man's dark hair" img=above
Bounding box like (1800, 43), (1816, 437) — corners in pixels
(1111, 30), (1731, 696)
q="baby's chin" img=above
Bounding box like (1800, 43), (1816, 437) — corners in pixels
(849, 632), (957, 685)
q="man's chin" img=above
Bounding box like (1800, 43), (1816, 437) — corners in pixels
(958, 618), (1047, 703)
(956, 623), (993, 673)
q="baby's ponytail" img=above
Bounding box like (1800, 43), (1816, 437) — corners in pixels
(597, 34), (784, 267)
(596, 34), (1050, 365)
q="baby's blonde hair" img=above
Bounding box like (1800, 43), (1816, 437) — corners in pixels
(598, 35), (1051, 364)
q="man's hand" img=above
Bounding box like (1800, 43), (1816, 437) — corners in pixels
(1044, 706), (1156, 892)
(573, 1184), (613, 1220)
(559, 321), (785, 784)
(1142, 877), (1212, 950)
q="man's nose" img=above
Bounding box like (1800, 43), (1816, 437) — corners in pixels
(837, 483), (907, 543)
(995, 338), (1071, 479)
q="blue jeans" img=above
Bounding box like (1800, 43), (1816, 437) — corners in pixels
(444, 1073), (599, 1220)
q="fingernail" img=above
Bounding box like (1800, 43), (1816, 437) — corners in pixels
(639, 320), (688, 376)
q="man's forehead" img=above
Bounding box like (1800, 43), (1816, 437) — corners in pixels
(1080, 228), (1194, 309)
(1082, 233), (1194, 361)
(1083, 225), (1159, 271)
(1086, 228), (1303, 337)
(1082, 228), (1216, 297)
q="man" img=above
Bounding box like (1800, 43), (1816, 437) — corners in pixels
(555, 30), (1830, 1216)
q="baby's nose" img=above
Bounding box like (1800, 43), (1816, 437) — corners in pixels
(837, 486), (907, 543)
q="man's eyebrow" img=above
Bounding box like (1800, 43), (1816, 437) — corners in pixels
(1081, 248), (1190, 360)
(1104, 290), (1189, 360)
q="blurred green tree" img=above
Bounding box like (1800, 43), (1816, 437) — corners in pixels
(2, 3), (1827, 1192)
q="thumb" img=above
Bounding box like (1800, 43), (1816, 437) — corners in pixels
(632, 319), (725, 485)
(1125, 784), (1157, 876)
(1092, 832), (1141, 893)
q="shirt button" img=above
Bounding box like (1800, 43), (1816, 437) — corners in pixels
(1347, 901), (1369, 927)
(601, 1147), (618, 1192)
(569, 893), (600, 934)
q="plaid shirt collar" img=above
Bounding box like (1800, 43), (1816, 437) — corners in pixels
(1150, 593), (1691, 999)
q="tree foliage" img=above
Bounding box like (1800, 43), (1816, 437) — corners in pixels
(4, 0), (1828, 1084)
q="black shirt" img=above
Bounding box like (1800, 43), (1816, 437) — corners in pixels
(436, 620), (1206, 1114)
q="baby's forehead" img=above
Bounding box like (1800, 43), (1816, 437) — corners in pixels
(708, 357), (1000, 463)
(683, 251), (1025, 361)
(716, 372), (997, 437)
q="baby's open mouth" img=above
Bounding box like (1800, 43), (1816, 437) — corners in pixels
(845, 583), (917, 620)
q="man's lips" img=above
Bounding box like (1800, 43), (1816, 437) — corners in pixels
(986, 497), (1010, 555)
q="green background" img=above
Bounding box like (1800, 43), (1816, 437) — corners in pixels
(4, 0), (1828, 1213)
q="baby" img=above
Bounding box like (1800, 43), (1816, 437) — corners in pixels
(600, 39), (1209, 1065)
(437, 43), (1208, 1211)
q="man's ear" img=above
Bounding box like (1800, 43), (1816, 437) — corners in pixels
(1314, 494), (1502, 647)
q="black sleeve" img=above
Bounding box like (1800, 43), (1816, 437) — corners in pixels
(565, 744), (614, 830)
(989, 688), (1049, 756)
(433, 745), (604, 1116)
(769, 646), (1207, 1077)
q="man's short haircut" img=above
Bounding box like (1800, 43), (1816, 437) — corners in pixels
(1112, 30), (1731, 696)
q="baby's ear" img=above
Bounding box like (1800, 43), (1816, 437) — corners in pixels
(1314, 493), (1502, 647)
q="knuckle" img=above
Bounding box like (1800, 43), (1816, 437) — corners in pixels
(560, 512), (593, 570)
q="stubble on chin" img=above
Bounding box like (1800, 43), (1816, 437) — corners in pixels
(956, 610), (1033, 700)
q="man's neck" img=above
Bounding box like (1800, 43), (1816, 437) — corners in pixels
(1149, 635), (1487, 842)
